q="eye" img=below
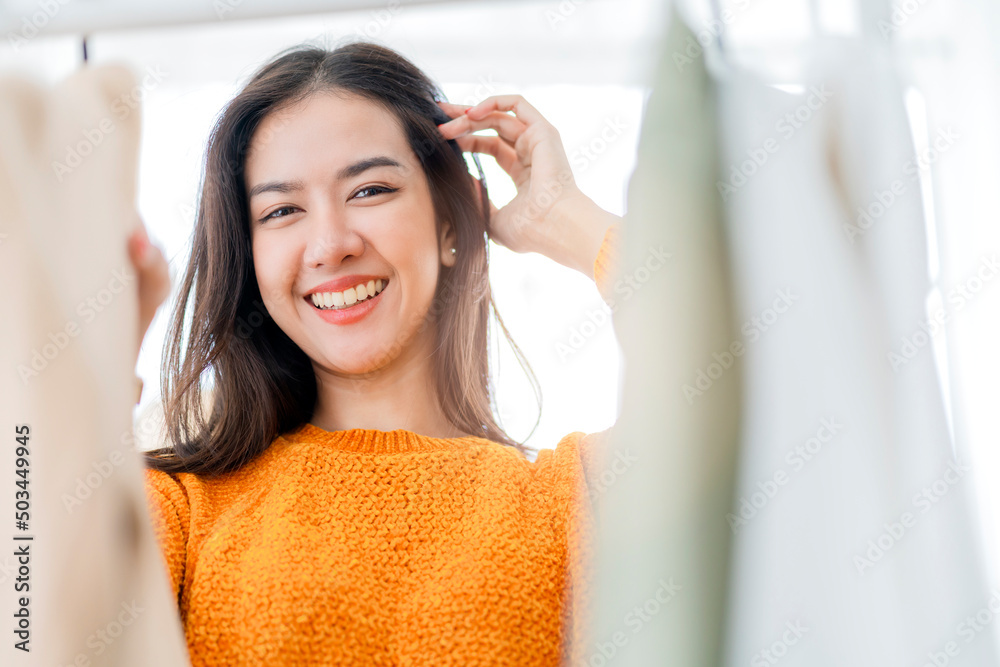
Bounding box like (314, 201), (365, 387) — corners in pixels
(259, 206), (298, 223)
(257, 186), (398, 223)
(353, 185), (398, 200)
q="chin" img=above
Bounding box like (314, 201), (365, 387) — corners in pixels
(318, 337), (403, 376)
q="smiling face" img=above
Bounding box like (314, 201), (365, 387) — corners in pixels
(244, 91), (456, 377)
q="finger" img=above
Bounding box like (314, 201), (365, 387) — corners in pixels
(137, 265), (169, 352)
(454, 134), (524, 178)
(127, 224), (149, 266)
(436, 100), (471, 119)
(438, 110), (527, 147)
(466, 94), (548, 127)
(134, 242), (171, 330)
(139, 245), (170, 311)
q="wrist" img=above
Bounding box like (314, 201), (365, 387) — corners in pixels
(545, 191), (623, 278)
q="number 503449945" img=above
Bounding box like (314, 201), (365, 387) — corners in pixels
(14, 425), (30, 530)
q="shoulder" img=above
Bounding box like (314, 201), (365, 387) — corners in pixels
(142, 466), (187, 502)
(530, 428), (616, 492)
(142, 467), (197, 528)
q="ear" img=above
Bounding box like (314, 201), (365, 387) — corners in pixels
(439, 219), (457, 268)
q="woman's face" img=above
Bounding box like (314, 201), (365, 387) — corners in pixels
(244, 92), (455, 376)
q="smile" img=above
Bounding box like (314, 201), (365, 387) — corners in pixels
(305, 279), (389, 326)
(308, 279), (387, 310)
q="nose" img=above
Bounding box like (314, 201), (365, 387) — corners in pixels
(303, 207), (366, 269)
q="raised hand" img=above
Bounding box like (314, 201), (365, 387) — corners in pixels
(437, 95), (618, 277)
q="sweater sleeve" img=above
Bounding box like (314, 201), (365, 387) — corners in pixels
(142, 468), (191, 608)
(592, 224), (621, 306)
(584, 225), (622, 491)
(578, 428), (620, 508)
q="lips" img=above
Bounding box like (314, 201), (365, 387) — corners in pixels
(307, 278), (388, 326)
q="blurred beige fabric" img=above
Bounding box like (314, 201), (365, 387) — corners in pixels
(0, 64), (189, 665)
(587, 6), (741, 666)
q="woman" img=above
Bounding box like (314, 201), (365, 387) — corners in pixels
(128, 41), (621, 665)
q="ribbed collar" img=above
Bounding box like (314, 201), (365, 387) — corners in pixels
(280, 422), (491, 455)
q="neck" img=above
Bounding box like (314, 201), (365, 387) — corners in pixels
(309, 327), (468, 439)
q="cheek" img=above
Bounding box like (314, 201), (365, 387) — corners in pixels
(367, 207), (440, 286)
(251, 234), (299, 311)
(397, 225), (442, 304)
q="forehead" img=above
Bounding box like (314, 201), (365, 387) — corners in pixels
(244, 92), (413, 181)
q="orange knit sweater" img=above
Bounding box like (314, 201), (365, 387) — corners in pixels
(143, 227), (620, 666)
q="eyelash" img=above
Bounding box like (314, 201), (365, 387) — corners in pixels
(258, 185), (399, 222)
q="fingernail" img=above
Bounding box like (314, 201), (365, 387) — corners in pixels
(132, 228), (149, 261)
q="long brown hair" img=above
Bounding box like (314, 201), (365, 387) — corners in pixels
(143, 40), (539, 476)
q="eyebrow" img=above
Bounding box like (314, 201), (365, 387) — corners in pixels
(247, 155), (404, 201)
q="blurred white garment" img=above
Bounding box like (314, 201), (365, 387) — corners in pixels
(716, 37), (999, 667)
(588, 4), (997, 665)
(0, 64), (189, 665)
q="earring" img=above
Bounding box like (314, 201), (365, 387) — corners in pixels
(450, 247), (456, 256)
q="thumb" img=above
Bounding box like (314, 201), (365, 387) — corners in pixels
(127, 223), (171, 360)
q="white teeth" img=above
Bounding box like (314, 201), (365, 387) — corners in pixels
(309, 279), (387, 310)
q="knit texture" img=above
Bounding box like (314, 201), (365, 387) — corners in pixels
(593, 224), (620, 305)
(143, 230), (619, 666)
